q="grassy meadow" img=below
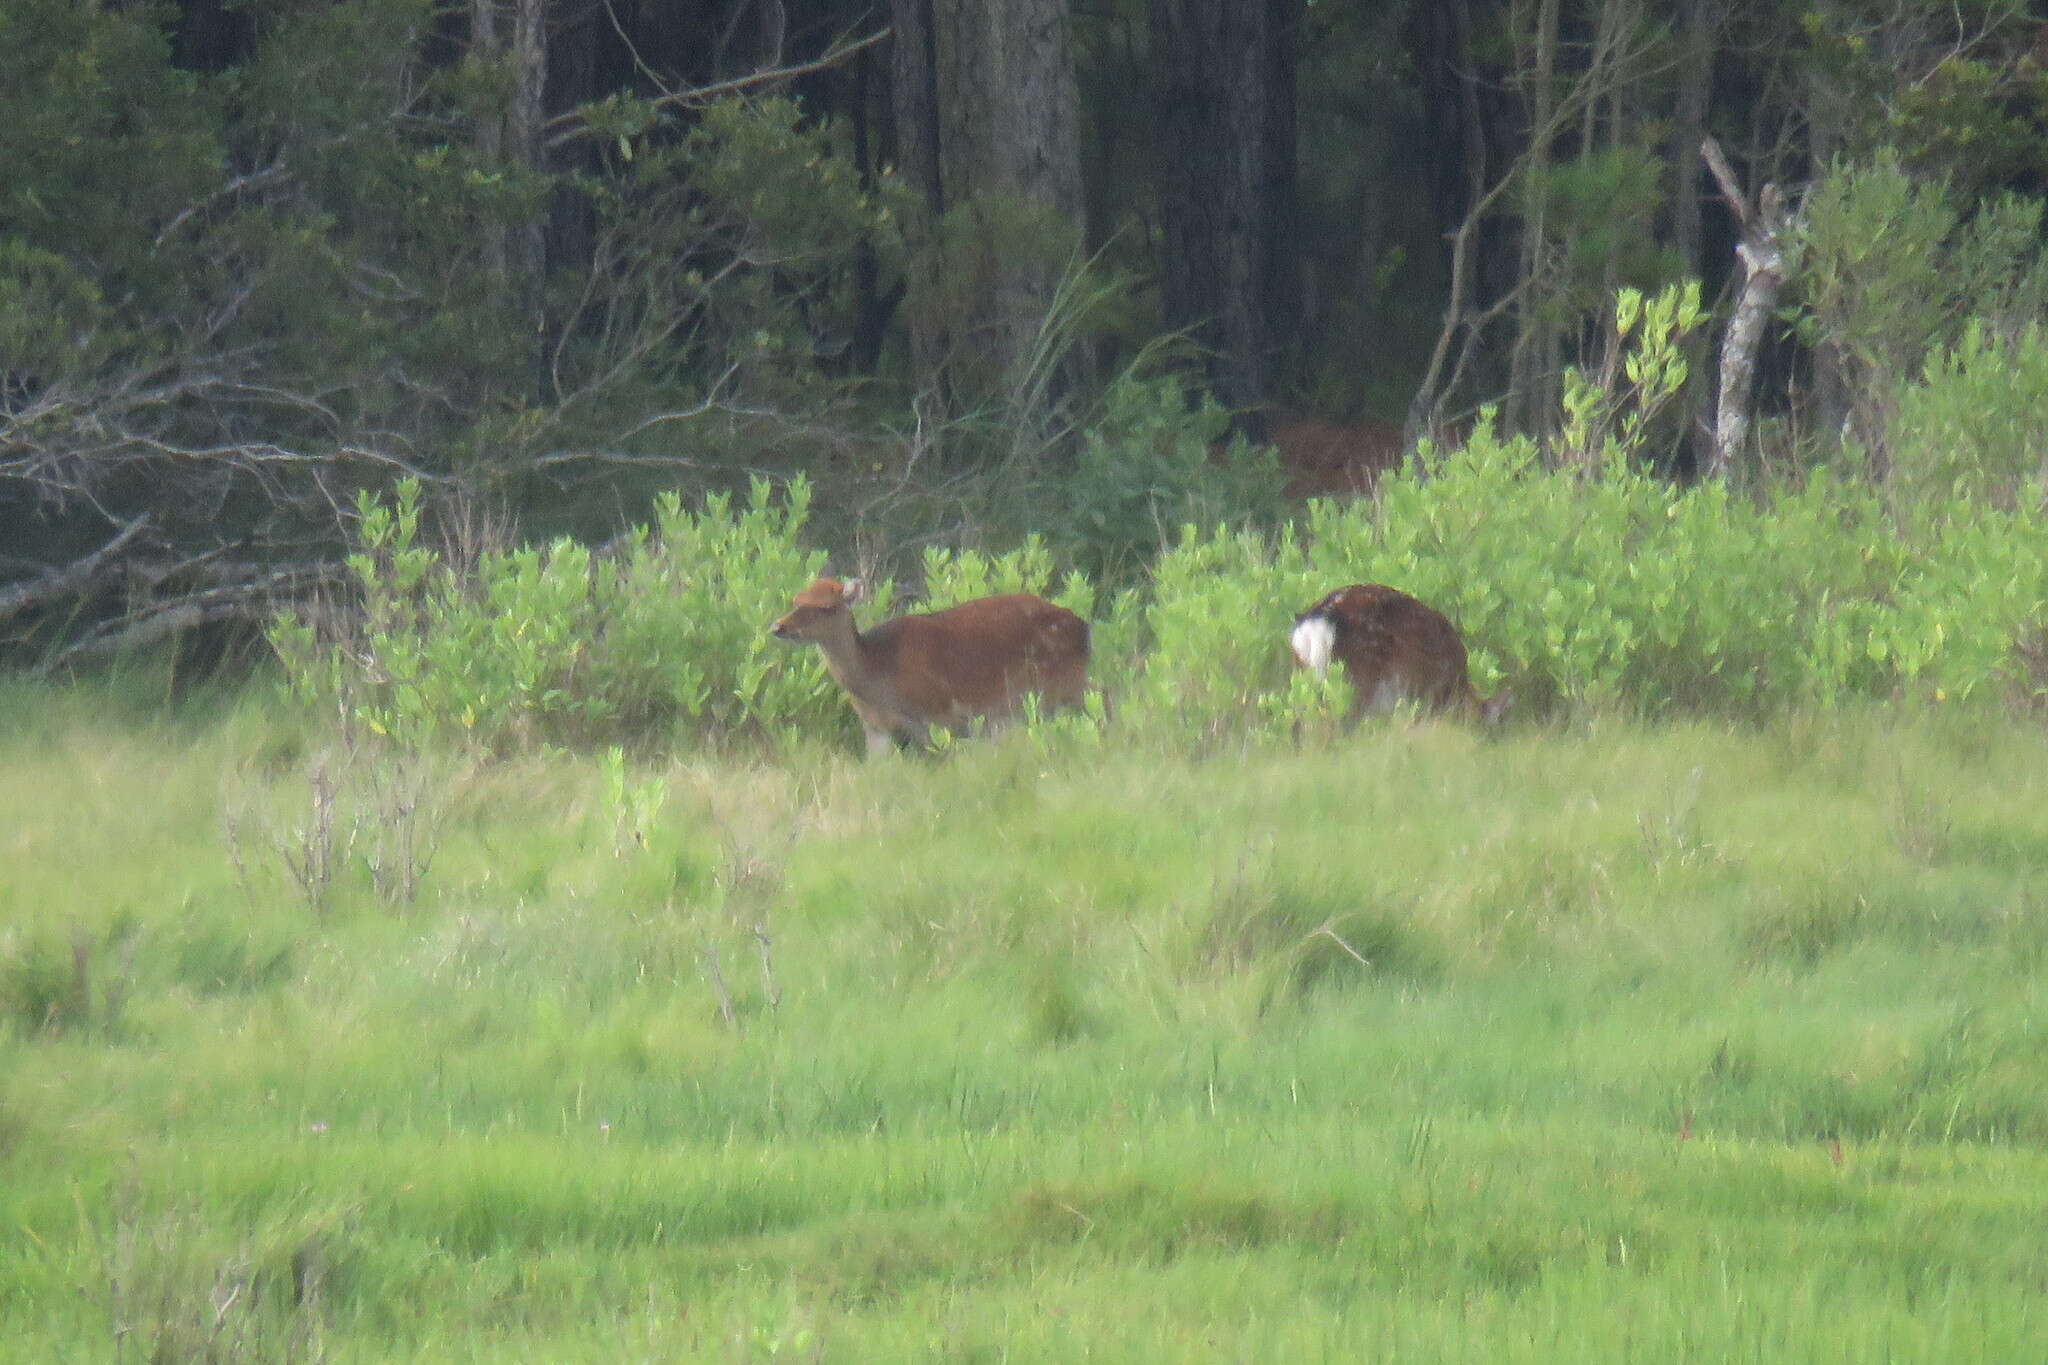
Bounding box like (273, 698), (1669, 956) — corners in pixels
(3, 675), (2046, 1361)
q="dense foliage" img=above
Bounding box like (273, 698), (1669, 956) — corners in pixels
(281, 420), (2047, 758)
(6, 0), (2048, 671)
(1142, 439), (2047, 732)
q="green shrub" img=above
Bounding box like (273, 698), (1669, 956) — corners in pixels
(273, 479), (621, 751)
(1053, 371), (1282, 581)
(275, 477), (1131, 756)
(1792, 156), (2048, 476)
(1127, 418), (2047, 732)
(274, 475), (841, 752)
(1118, 522), (1316, 746)
(1891, 321), (2048, 509)
(597, 475), (841, 741)
(916, 536), (1094, 620)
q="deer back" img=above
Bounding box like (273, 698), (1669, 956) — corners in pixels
(863, 594), (1090, 727)
(1291, 584), (1499, 719)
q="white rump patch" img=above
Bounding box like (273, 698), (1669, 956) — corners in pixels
(1290, 615), (1336, 675)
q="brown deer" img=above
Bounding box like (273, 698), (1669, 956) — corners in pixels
(770, 577), (1091, 754)
(1290, 584), (1510, 725)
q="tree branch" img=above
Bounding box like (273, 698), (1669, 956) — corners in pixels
(542, 28), (891, 150)
(37, 561), (338, 674)
(0, 516), (153, 626)
(1700, 135), (1752, 233)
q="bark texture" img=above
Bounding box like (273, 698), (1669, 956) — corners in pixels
(889, 0), (1086, 426)
(1149, 0), (1301, 434)
(1702, 138), (1790, 479)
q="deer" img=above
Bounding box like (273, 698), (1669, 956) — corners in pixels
(1289, 584), (1511, 726)
(769, 576), (1092, 755)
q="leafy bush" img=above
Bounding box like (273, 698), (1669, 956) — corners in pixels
(1554, 282), (1707, 473)
(916, 536), (1093, 618)
(275, 478), (1133, 756)
(274, 475), (843, 752)
(274, 480), (616, 751)
(1792, 156), (2048, 475)
(1124, 419), (2048, 736)
(598, 476), (842, 741)
(1890, 321), (2048, 509)
(1052, 371), (1283, 580)
(285, 436), (2046, 757)
(1119, 523), (1318, 748)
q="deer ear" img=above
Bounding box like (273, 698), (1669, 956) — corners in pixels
(841, 576), (868, 605)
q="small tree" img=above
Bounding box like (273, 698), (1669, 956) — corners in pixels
(1792, 154), (2048, 481)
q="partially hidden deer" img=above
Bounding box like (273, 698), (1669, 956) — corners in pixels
(770, 577), (1092, 755)
(1289, 584), (1510, 725)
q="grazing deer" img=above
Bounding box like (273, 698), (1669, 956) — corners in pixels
(770, 577), (1091, 755)
(1289, 584), (1510, 725)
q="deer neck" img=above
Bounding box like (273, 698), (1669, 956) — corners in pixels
(810, 613), (889, 701)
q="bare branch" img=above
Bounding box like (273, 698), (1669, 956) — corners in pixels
(542, 28), (891, 150)
(0, 516), (153, 626)
(1409, 0), (1670, 441)
(42, 603), (245, 673)
(38, 561), (338, 674)
(1700, 136), (1752, 232)
(153, 163), (293, 249)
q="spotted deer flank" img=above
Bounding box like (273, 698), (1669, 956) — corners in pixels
(1290, 584), (1510, 725)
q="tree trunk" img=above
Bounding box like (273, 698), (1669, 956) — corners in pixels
(888, 0), (951, 412)
(888, 0), (1086, 439)
(472, 0), (503, 214)
(1148, 0), (1301, 437)
(1665, 0), (1716, 280)
(1261, 0), (1304, 395)
(508, 0), (546, 288)
(1701, 139), (1789, 480)
(472, 0), (549, 396)
(1507, 0), (1562, 439)
(846, 39), (899, 376)
(1409, 0), (1491, 445)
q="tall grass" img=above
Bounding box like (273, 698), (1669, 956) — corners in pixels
(2, 681), (2045, 1361)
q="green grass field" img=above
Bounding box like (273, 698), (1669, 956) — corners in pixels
(3, 678), (2045, 1361)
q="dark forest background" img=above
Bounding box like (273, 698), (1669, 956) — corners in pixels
(6, 0), (2048, 670)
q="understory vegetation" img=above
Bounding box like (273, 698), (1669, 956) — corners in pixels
(2, 677), (2045, 1361)
(272, 398), (2048, 760)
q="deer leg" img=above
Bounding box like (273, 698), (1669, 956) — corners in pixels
(1364, 679), (1405, 715)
